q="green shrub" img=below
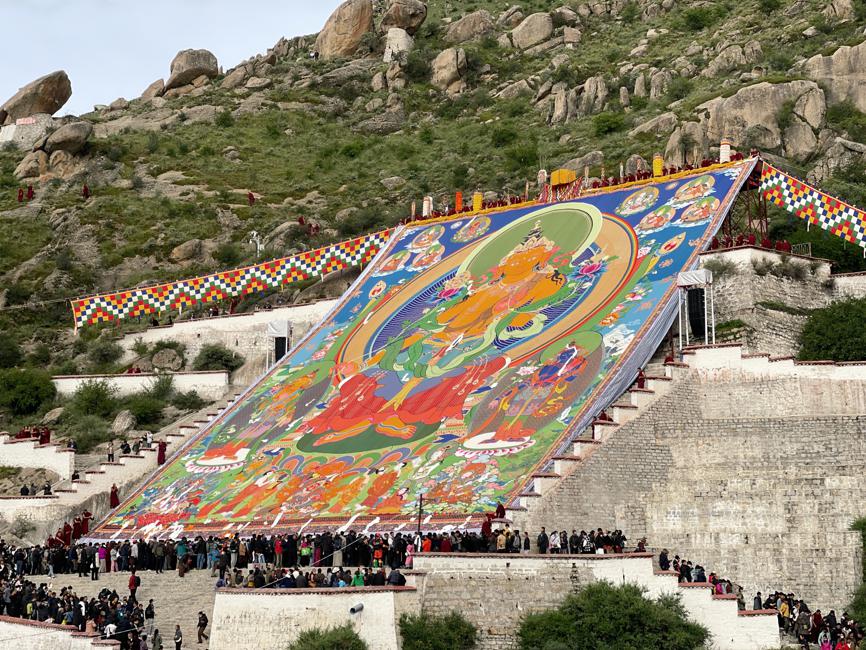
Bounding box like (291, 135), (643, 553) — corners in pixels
(171, 390), (206, 411)
(666, 77), (694, 102)
(87, 339), (124, 368)
(146, 374), (174, 401)
(215, 110), (235, 128)
(504, 142), (538, 172)
(826, 101), (866, 143)
(5, 283), (32, 305)
(0, 335), (22, 368)
(592, 112), (626, 136)
(758, 0), (781, 10)
(0, 368), (56, 416)
(28, 343), (51, 366)
(764, 47), (793, 72)
(64, 414), (111, 453)
(799, 298), (866, 361)
(399, 612), (477, 650)
(679, 6), (724, 31)
(777, 99), (795, 132)
(702, 257), (738, 279)
(123, 394), (165, 427)
(518, 582), (708, 650)
(69, 380), (119, 419)
(287, 625), (367, 650)
(405, 49), (431, 83)
(213, 242), (243, 266)
(491, 126), (518, 147)
(192, 343), (245, 373)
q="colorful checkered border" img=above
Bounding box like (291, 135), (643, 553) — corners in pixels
(71, 231), (392, 328)
(761, 163), (866, 251)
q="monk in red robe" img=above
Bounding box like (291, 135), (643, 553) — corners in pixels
(157, 440), (167, 465)
(109, 484), (120, 508)
(62, 522), (73, 546)
(81, 510), (93, 535)
(72, 516), (82, 540)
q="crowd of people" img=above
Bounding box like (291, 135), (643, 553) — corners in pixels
(10, 425), (52, 445)
(708, 231), (794, 253)
(658, 550), (863, 649)
(1, 521), (861, 648)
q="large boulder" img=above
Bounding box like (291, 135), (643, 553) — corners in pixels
(141, 79), (164, 100)
(315, 0), (374, 60)
(380, 0), (427, 35)
(629, 111), (678, 138)
(164, 49), (219, 91)
(152, 348), (183, 372)
(695, 80), (826, 150)
(511, 13), (553, 50)
(702, 45), (747, 77)
(169, 238), (203, 262)
(431, 47), (467, 95)
(111, 410), (137, 435)
(664, 122), (709, 167)
(14, 150), (49, 179)
(383, 28), (414, 63)
(562, 150), (604, 173)
(44, 121), (93, 154)
(801, 40), (866, 112)
(444, 10), (495, 43)
(0, 71), (72, 125)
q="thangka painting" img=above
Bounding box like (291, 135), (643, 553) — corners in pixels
(96, 161), (754, 539)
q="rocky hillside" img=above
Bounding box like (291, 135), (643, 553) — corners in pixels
(1, 0), (866, 369)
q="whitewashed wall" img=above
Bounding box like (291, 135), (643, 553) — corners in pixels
(52, 371), (229, 399)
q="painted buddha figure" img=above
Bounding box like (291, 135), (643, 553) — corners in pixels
(432, 222), (560, 343)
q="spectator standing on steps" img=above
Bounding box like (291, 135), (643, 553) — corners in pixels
(197, 610), (209, 643)
(152, 629), (163, 650)
(174, 624), (183, 650)
(145, 600), (155, 637)
(129, 569), (140, 601)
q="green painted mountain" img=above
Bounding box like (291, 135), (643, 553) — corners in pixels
(2, 0), (866, 368)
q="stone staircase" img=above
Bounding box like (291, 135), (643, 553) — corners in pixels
(50, 568), (218, 648)
(509, 369), (684, 523)
(0, 391), (243, 538)
(411, 552), (780, 650)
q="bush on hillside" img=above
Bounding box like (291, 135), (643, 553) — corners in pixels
(399, 612), (477, 650)
(0, 334), (22, 368)
(518, 582), (708, 650)
(0, 368), (56, 416)
(69, 380), (119, 419)
(213, 242), (244, 266)
(87, 339), (124, 369)
(170, 390), (206, 411)
(192, 344), (244, 373)
(286, 625), (367, 650)
(798, 298), (866, 361)
(122, 394), (165, 427)
(826, 101), (866, 144)
(592, 112), (626, 136)
(64, 414), (111, 453)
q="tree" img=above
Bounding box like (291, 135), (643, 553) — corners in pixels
(798, 298), (866, 361)
(0, 334), (23, 368)
(286, 625), (367, 650)
(69, 380), (119, 419)
(399, 612), (477, 650)
(518, 582), (708, 650)
(0, 368), (56, 416)
(192, 343), (244, 373)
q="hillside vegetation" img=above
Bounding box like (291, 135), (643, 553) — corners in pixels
(1, 0), (866, 372)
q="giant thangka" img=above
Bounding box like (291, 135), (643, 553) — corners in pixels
(93, 160), (756, 539)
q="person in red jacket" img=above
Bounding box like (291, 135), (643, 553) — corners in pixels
(129, 570), (140, 602)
